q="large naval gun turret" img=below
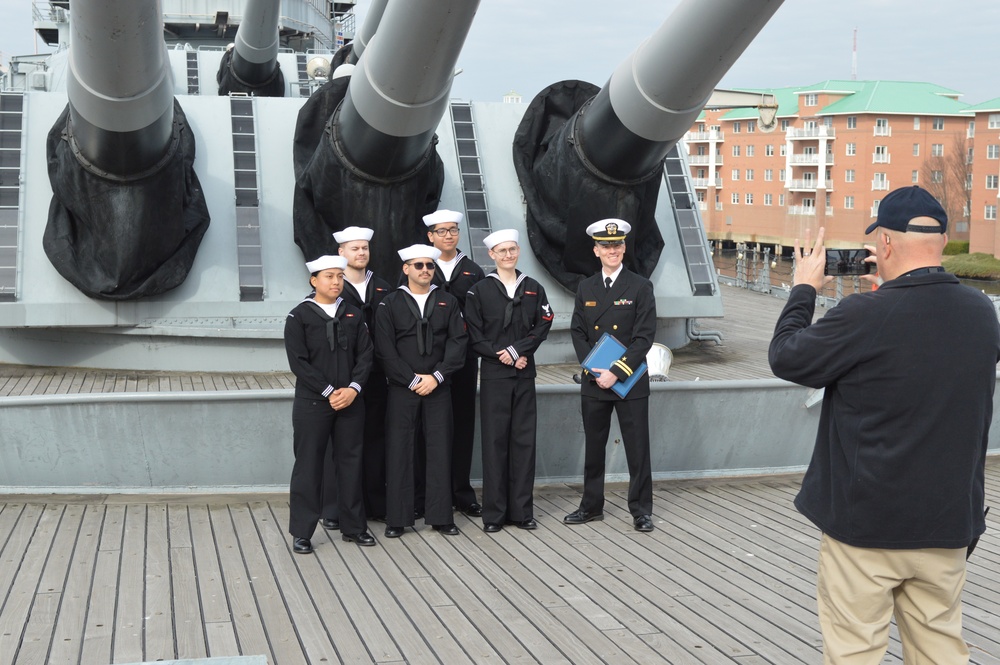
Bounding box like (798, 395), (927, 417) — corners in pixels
(216, 0), (285, 97)
(0, 0), (783, 371)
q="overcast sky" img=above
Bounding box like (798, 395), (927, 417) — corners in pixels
(3, 1), (999, 105)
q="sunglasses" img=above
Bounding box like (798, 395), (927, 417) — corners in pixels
(408, 261), (436, 271)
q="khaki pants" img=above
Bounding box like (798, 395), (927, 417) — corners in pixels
(816, 533), (969, 664)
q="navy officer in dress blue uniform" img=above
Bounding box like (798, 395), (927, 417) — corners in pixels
(465, 229), (553, 533)
(375, 244), (468, 538)
(285, 255), (375, 553)
(566, 219), (656, 532)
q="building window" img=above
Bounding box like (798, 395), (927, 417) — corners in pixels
(779, 169), (786, 181)
(779, 144), (787, 156)
(845, 169), (855, 183)
(731, 169), (740, 180)
(779, 194), (785, 206)
(745, 193), (754, 204)
(913, 143), (920, 156)
(873, 172), (888, 189)
(846, 143), (856, 156)
(747, 120), (756, 133)
(872, 199), (880, 216)
(805, 93), (818, 106)
(732, 145), (741, 156)
(765, 144), (774, 156)
(988, 175), (999, 190)
(931, 144), (944, 157)
(931, 170), (943, 183)
(875, 118), (890, 135)
(746, 169), (754, 181)
(968, 147), (974, 164)
(969, 120), (976, 138)
(874, 145), (889, 163)
(764, 169), (773, 181)
(914, 117), (921, 130)
(987, 205), (998, 220)
(733, 121), (741, 133)
(845, 196), (854, 209)
(847, 116), (857, 129)
(912, 170), (919, 183)
(746, 145), (755, 157)
(967, 174), (974, 190)
(764, 193), (772, 206)
(989, 145), (1000, 159)
(932, 117), (944, 130)
(731, 192), (740, 204)
(780, 119), (791, 131)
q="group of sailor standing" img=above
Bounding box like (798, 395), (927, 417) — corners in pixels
(283, 210), (655, 553)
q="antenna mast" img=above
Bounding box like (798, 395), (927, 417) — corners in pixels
(851, 28), (858, 80)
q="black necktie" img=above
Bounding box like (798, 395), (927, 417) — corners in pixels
(605, 276), (612, 290)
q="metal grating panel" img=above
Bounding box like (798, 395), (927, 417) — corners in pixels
(296, 54), (311, 97)
(449, 102), (493, 267)
(662, 145), (718, 296)
(0, 93), (23, 302)
(186, 52), (200, 95)
(230, 96), (264, 301)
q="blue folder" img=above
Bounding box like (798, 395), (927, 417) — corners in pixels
(581, 332), (647, 398)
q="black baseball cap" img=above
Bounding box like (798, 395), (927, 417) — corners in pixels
(865, 186), (947, 235)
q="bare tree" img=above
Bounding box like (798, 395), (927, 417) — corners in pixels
(920, 132), (971, 227)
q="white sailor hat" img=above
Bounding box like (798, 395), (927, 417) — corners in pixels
(422, 209), (464, 227)
(586, 218), (631, 243)
(484, 229), (519, 249)
(397, 244), (442, 262)
(306, 255), (347, 273)
(333, 226), (374, 243)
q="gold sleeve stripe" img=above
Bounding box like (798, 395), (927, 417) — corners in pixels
(613, 359), (633, 376)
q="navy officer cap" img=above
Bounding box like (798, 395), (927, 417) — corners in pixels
(865, 185), (947, 235)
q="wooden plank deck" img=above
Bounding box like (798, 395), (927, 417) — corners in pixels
(0, 285), (790, 396)
(1, 465), (998, 664)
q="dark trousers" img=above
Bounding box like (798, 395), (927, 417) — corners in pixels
(579, 396), (653, 517)
(450, 354), (479, 509)
(289, 398), (366, 539)
(321, 372), (388, 520)
(480, 376), (537, 524)
(385, 385), (454, 527)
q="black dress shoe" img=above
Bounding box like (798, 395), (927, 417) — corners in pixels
(462, 503), (483, 517)
(514, 518), (538, 530)
(293, 537), (313, 554)
(321, 518), (340, 531)
(384, 526), (405, 538)
(483, 522), (503, 533)
(563, 508), (604, 525)
(432, 523), (460, 536)
(343, 531), (376, 547)
(633, 515), (654, 532)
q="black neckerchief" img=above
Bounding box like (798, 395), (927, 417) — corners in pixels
(488, 271), (529, 329)
(400, 285), (438, 356)
(303, 297), (347, 351)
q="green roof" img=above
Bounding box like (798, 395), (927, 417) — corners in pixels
(963, 97), (1000, 113)
(714, 80), (970, 121)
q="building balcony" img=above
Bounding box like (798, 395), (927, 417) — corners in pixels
(873, 154), (891, 164)
(787, 126), (836, 139)
(789, 153), (835, 166)
(788, 205), (817, 216)
(787, 179), (833, 191)
(685, 130), (724, 142)
(697, 201), (708, 211)
(874, 126), (892, 137)
(872, 179), (890, 191)
(687, 155), (720, 165)
(691, 177), (723, 188)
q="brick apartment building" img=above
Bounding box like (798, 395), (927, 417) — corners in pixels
(683, 80), (1000, 252)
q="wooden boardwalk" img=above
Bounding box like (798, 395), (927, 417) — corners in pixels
(1, 465), (998, 664)
(0, 285), (791, 396)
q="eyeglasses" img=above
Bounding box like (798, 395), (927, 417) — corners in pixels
(491, 246), (520, 257)
(431, 227), (460, 237)
(408, 261), (436, 271)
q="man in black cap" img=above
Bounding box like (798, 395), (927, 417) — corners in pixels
(565, 218), (656, 533)
(769, 185), (1000, 663)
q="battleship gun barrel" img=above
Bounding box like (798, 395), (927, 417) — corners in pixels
(230, 0), (281, 84)
(337, 0), (480, 178)
(347, 0), (389, 64)
(66, 0), (174, 175)
(578, 0), (784, 181)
